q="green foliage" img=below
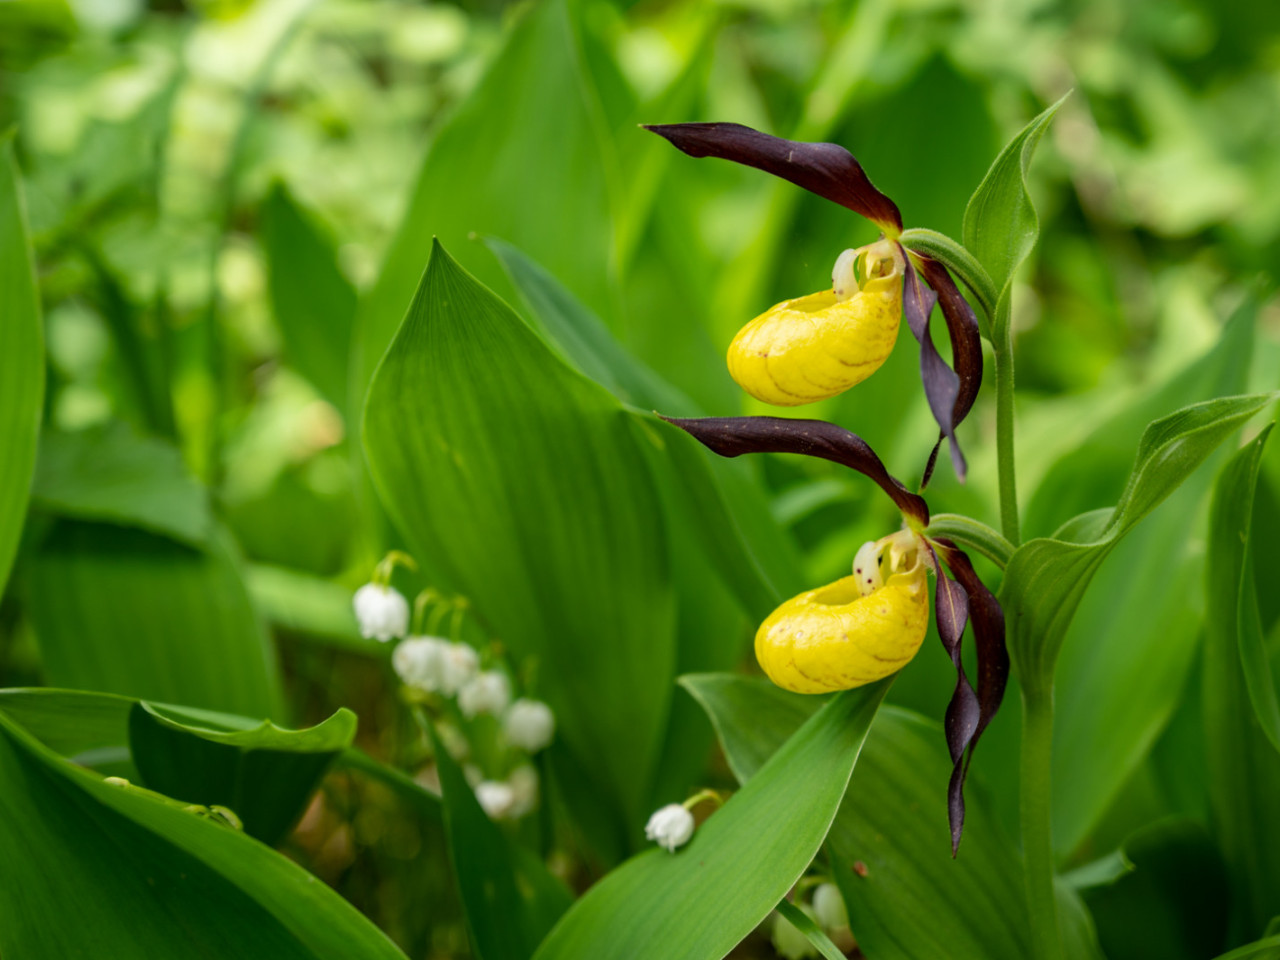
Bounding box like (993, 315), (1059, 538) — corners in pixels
(532, 681), (888, 960)
(0, 134), (42, 596)
(0, 710), (406, 959)
(129, 701), (355, 845)
(363, 240), (674, 856)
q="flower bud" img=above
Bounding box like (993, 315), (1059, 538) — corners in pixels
(727, 238), (904, 407)
(771, 907), (820, 960)
(645, 803), (695, 852)
(755, 530), (928, 694)
(352, 583), (410, 642)
(503, 698), (556, 752)
(459, 670), (512, 718)
(474, 780), (516, 819)
(811, 883), (849, 933)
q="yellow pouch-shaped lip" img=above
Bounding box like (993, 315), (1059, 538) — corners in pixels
(755, 559), (928, 695)
(727, 241), (904, 407)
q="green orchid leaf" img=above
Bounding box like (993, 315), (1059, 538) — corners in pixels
(532, 681), (889, 960)
(24, 521), (283, 718)
(0, 711), (406, 959)
(1035, 305), (1256, 858)
(1206, 424), (1280, 939)
(355, 0), (617, 400)
(682, 674), (1030, 960)
(128, 702), (356, 845)
(487, 236), (802, 614)
(1081, 819), (1229, 960)
(32, 421), (212, 546)
(261, 182), (358, 411)
(362, 239), (675, 860)
(0, 132), (43, 596)
(427, 721), (572, 960)
(1003, 392), (1276, 695)
(962, 96), (1067, 302)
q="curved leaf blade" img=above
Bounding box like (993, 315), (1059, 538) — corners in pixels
(0, 133), (43, 595)
(532, 681), (889, 960)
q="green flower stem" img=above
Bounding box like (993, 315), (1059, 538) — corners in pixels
(994, 301), (1021, 546)
(1020, 685), (1064, 960)
(924, 514), (1014, 569)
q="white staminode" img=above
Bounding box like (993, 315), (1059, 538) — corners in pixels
(852, 540), (884, 597)
(459, 670), (512, 718)
(504, 698), (556, 752)
(353, 583), (410, 642)
(832, 248), (860, 301)
(811, 882), (850, 932)
(645, 803), (695, 852)
(474, 780), (516, 819)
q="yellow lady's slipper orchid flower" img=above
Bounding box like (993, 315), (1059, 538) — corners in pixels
(727, 238), (905, 407)
(755, 530), (928, 694)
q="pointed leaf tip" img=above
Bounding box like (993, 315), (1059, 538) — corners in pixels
(646, 122), (902, 231)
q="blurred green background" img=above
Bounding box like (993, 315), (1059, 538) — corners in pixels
(2, 0), (1279, 955)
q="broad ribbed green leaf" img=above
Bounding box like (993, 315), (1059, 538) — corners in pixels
(0, 711), (406, 959)
(1037, 307), (1256, 858)
(1003, 393), (1276, 695)
(532, 681), (889, 960)
(129, 702), (356, 845)
(428, 722), (572, 960)
(0, 133), (43, 595)
(246, 563), (372, 654)
(362, 240), (674, 856)
(683, 674), (1030, 960)
(1205, 424), (1280, 941)
(261, 182), (357, 409)
(1212, 934), (1280, 960)
(25, 521), (283, 718)
(488, 236), (802, 614)
(355, 0), (617, 398)
(32, 421), (211, 546)
(0, 687), (132, 759)
(962, 97), (1066, 300)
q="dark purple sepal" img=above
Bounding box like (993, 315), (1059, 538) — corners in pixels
(902, 249), (967, 482)
(917, 254), (984, 429)
(930, 538), (1010, 855)
(660, 415), (929, 526)
(929, 544), (979, 855)
(643, 122), (903, 232)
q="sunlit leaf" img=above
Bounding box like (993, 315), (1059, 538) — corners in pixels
(0, 133), (43, 595)
(1002, 392), (1276, 694)
(532, 680), (889, 960)
(362, 240), (675, 858)
(681, 674), (1030, 960)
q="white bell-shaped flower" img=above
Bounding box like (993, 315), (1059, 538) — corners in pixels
(439, 642), (479, 695)
(507, 765), (539, 818)
(474, 780), (516, 820)
(459, 670), (511, 718)
(503, 698), (555, 752)
(392, 636), (450, 691)
(811, 883), (849, 933)
(772, 907), (820, 960)
(644, 803), (695, 852)
(352, 583), (410, 642)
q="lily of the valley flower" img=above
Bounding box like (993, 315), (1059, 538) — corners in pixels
(503, 698), (556, 752)
(353, 583), (410, 642)
(647, 121), (982, 483)
(458, 670), (512, 719)
(644, 803), (695, 852)
(392, 636), (479, 695)
(811, 883), (849, 934)
(664, 414), (1007, 854)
